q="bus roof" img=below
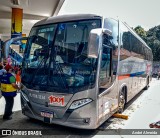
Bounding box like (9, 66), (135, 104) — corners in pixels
(34, 14), (102, 27)
(33, 14), (151, 51)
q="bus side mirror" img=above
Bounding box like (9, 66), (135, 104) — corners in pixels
(87, 29), (112, 58)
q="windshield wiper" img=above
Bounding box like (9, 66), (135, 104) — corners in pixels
(48, 45), (68, 89)
(56, 61), (67, 88)
(29, 56), (48, 85)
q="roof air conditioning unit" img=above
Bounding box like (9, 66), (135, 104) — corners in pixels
(11, 0), (20, 5)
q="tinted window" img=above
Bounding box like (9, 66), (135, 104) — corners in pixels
(104, 18), (118, 46)
(120, 22), (131, 60)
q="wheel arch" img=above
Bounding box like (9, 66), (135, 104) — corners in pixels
(119, 84), (128, 103)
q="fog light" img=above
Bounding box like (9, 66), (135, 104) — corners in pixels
(84, 118), (90, 124)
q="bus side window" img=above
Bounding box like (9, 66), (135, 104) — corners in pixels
(99, 46), (112, 88)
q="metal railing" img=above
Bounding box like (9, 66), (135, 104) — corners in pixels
(9, 46), (23, 65)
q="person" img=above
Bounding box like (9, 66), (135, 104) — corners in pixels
(1, 64), (20, 120)
(0, 63), (6, 82)
(14, 65), (18, 74)
(16, 68), (21, 87)
(7, 56), (11, 65)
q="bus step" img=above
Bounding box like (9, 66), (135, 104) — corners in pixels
(112, 113), (128, 120)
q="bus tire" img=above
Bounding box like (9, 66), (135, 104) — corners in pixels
(117, 87), (126, 114)
(144, 77), (149, 90)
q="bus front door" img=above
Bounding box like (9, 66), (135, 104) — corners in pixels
(98, 45), (118, 124)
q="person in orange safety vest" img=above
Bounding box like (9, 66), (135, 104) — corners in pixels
(16, 69), (21, 86)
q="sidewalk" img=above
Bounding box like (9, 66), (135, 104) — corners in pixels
(0, 93), (21, 115)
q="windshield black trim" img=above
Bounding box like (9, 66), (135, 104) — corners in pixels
(22, 81), (95, 93)
(33, 19), (102, 29)
(34, 15), (102, 27)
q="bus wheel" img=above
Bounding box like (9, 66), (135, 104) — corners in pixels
(117, 88), (126, 113)
(144, 77), (149, 90)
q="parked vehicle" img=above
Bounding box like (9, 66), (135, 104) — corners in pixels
(152, 73), (157, 78)
(149, 121), (160, 128)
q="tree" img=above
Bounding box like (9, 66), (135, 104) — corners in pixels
(147, 25), (160, 61)
(134, 26), (147, 41)
(134, 25), (160, 61)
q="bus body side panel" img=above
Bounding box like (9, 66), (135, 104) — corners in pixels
(118, 59), (153, 105)
(119, 22), (152, 103)
(97, 80), (119, 127)
(118, 57), (149, 102)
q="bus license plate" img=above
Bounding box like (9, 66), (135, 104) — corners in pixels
(41, 111), (53, 118)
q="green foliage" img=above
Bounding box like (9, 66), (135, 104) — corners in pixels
(134, 26), (147, 41)
(134, 25), (160, 61)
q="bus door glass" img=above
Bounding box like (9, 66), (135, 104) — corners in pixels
(99, 45), (112, 89)
(98, 45), (113, 120)
(98, 27), (119, 120)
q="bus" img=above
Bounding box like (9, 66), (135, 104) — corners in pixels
(4, 14), (152, 129)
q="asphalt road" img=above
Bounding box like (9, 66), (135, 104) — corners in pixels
(0, 78), (160, 138)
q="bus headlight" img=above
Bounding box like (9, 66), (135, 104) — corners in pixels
(69, 98), (92, 110)
(21, 90), (29, 102)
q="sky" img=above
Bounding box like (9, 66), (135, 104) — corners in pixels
(59, 0), (160, 30)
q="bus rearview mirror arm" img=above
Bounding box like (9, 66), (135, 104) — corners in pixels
(3, 37), (28, 59)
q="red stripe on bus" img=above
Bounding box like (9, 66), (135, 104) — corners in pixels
(118, 74), (130, 80)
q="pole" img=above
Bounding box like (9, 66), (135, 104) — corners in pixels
(0, 38), (1, 62)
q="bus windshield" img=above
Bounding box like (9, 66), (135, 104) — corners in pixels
(22, 19), (101, 93)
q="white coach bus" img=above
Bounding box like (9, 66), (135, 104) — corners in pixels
(4, 14), (153, 129)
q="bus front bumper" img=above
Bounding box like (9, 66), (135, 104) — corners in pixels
(21, 95), (98, 129)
